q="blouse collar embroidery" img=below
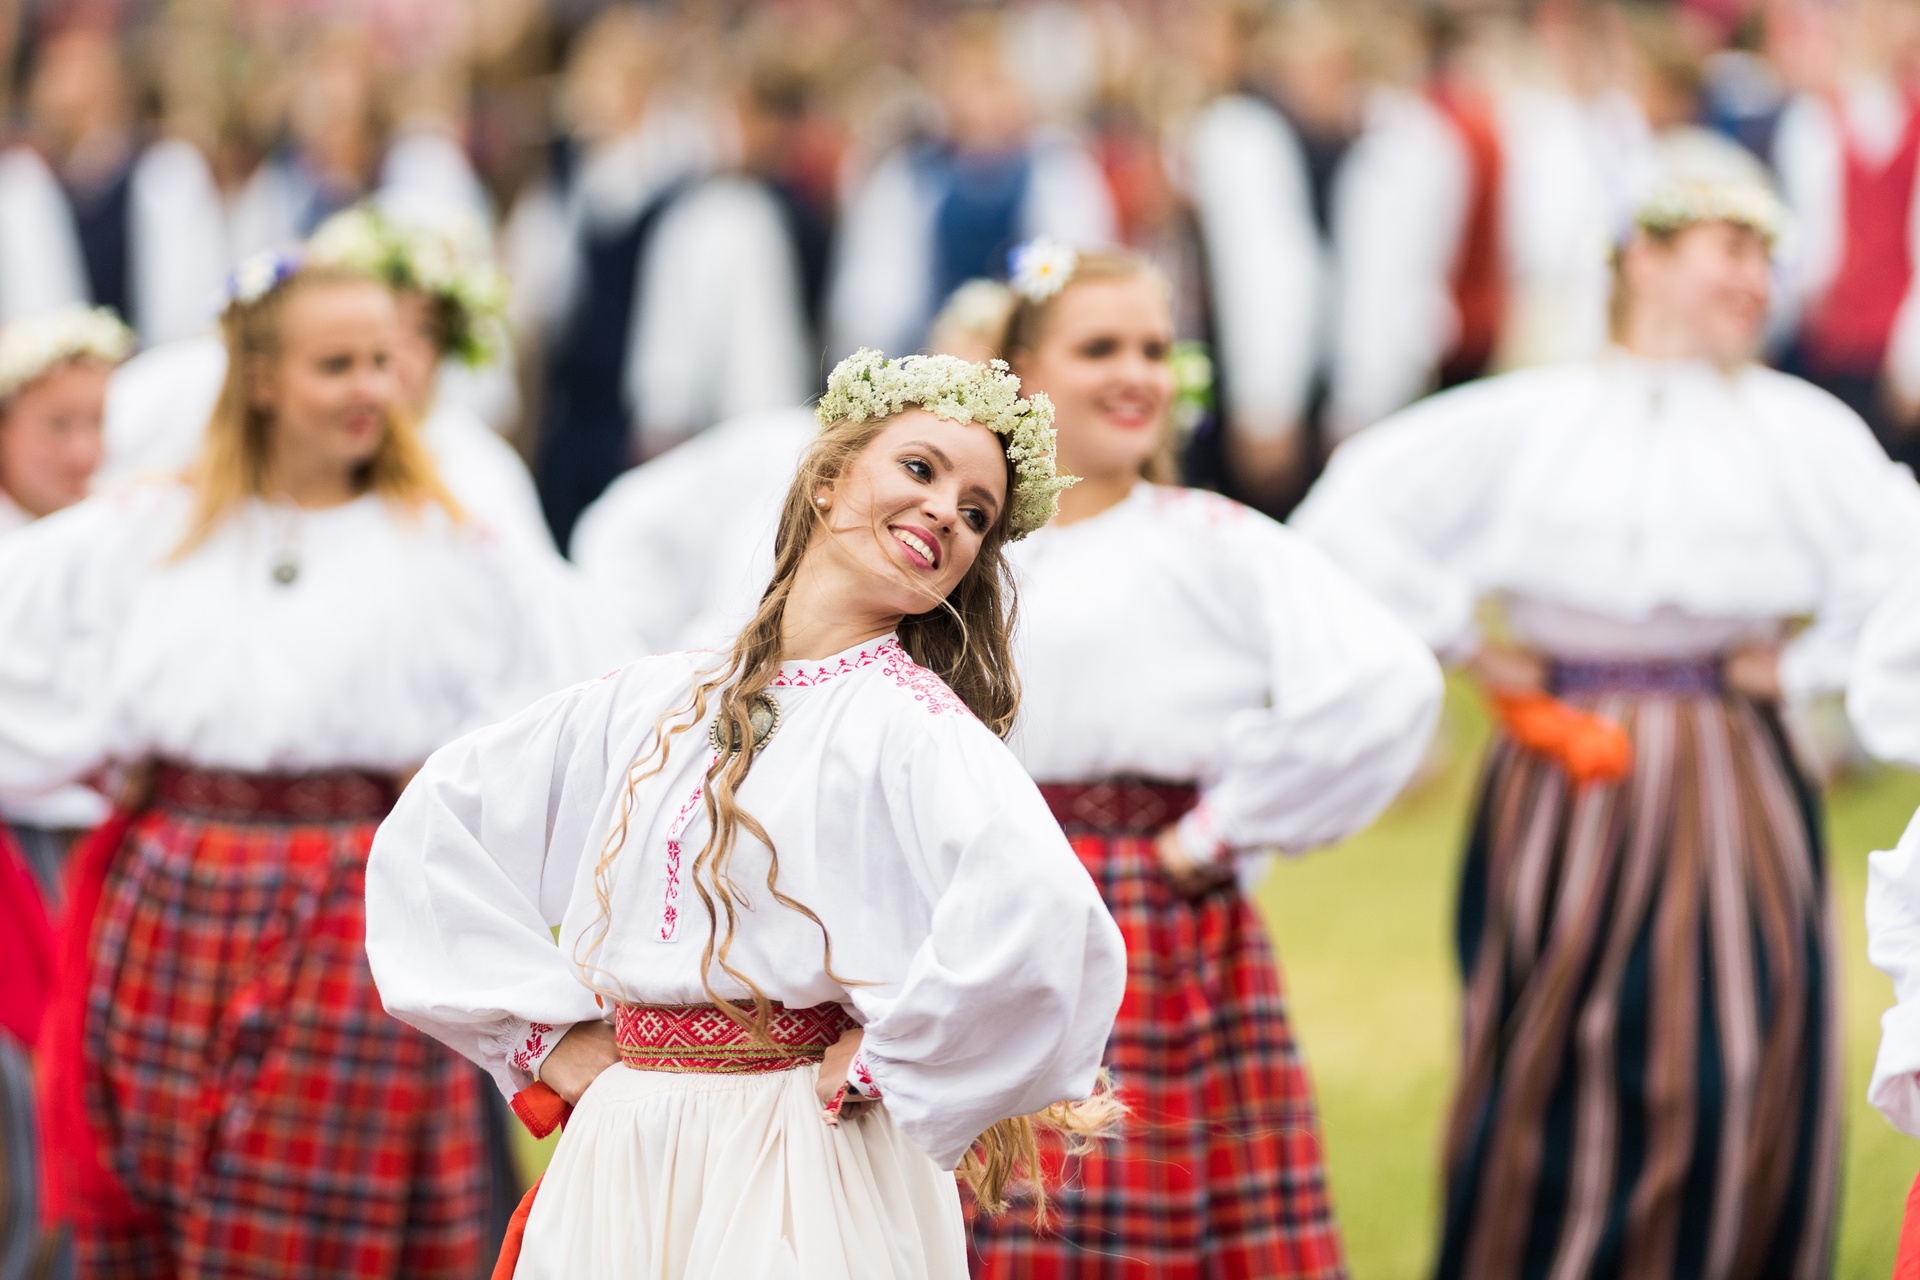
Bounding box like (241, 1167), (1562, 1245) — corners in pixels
(770, 634), (902, 688)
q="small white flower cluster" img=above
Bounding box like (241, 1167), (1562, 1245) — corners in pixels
(222, 248), (305, 311)
(308, 205), (510, 367)
(1635, 179), (1785, 247)
(0, 305), (133, 405)
(1008, 237), (1078, 303)
(815, 348), (1076, 540)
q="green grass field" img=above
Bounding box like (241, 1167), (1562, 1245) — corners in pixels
(512, 680), (1920, 1276)
(1254, 680), (1920, 1278)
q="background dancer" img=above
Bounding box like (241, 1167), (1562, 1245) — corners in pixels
(367, 350), (1125, 1278)
(969, 241), (1441, 1279)
(1292, 141), (1920, 1280)
(0, 255), (618, 1276)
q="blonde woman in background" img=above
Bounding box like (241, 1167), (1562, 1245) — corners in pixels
(2, 254), (618, 1276)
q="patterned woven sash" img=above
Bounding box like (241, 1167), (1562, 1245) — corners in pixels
(152, 763), (398, 822)
(1038, 779), (1199, 836)
(1548, 656), (1724, 699)
(614, 1001), (857, 1074)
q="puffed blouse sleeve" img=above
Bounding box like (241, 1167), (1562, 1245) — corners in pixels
(1289, 372), (1536, 659)
(1848, 566), (1920, 768)
(851, 714), (1127, 1171)
(0, 491), (153, 793)
(1181, 515), (1443, 864)
(366, 665), (640, 1097)
(1868, 807), (1920, 1136)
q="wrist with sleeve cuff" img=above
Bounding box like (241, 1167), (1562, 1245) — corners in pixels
(1173, 799), (1231, 866)
(506, 1018), (574, 1087)
(846, 1046), (883, 1100)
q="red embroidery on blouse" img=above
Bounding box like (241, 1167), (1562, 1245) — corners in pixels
(768, 640), (895, 688)
(509, 1022), (555, 1075)
(879, 647), (973, 718)
(849, 1047), (882, 1099)
(1151, 485), (1246, 526)
(658, 758), (716, 943)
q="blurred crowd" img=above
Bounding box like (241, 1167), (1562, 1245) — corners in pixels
(4, 0), (1920, 536)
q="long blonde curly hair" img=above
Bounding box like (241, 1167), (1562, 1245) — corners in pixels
(575, 408), (1119, 1219)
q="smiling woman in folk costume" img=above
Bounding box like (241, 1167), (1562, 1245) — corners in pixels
(0, 304), (129, 1280)
(364, 351), (1126, 1279)
(0, 253), (620, 1276)
(1292, 136), (1920, 1280)
(967, 241), (1442, 1279)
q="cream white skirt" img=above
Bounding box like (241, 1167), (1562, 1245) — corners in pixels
(513, 1063), (967, 1279)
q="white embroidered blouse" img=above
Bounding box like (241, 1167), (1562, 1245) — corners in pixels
(364, 635), (1127, 1170)
(1290, 353), (1920, 698)
(1008, 483), (1443, 866)
(0, 482), (621, 793)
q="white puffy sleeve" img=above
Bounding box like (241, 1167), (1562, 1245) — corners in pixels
(129, 140), (228, 346)
(367, 668), (638, 1096)
(1764, 379), (1920, 703)
(1290, 374), (1531, 657)
(1184, 96), (1320, 441)
(851, 715), (1126, 1170)
(1868, 807), (1920, 1136)
(1179, 515), (1441, 864)
(1849, 567), (1920, 767)
(0, 493), (151, 792)
(424, 406), (557, 557)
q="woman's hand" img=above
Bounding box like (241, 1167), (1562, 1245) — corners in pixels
(1723, 643), (1783, 702)
(537, 1022), (621, 1106)
(1154, 826), (1233, 898)
(816, 1026), (866, 1116)
(1467, 642), (1549, 695)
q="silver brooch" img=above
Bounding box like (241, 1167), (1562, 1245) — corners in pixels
(709, 692), (782, 757)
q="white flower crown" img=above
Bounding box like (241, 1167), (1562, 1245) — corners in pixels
(308, 205), (510, 367)
(1634, 179), (1785, 246)
(1008, 237), (1078, 303)
(0, 306), (133, 403)
(815, 348), (1075, 539)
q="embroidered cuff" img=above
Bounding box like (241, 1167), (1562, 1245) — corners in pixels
(505, 1019), (571, 1086)
(1173, 798), (1231, 865)
(846, 1047), (884, 1100)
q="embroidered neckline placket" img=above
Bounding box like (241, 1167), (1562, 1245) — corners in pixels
(657, 751), (717, 944)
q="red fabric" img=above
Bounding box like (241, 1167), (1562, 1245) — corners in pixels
(1803, 94), (1920, 376)
(151, 761), (396, 820)
(510, 1082), (571, 1140)
(614, 1000), (855, 1073)
(491, 1177), (543, 1280)
(1488, 690), (1634, 785)
(40, 783), (486, 1277)
(1037, 780), (1199, 835)
(1430, 78), (1506, 382)
(971, 823), (1344, 1279)
(1898, 1168), (1920, 1280)
(0, 824), (55, 1047)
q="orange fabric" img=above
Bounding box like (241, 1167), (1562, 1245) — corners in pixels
(1489, 690), (1634, 785)
(1898, 1168), (1920, 1280)
(492, 1176), (543, 1280)
(509, 1082), (571, 1140)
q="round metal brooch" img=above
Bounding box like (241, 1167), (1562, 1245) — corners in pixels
(709, 692), (782, 756)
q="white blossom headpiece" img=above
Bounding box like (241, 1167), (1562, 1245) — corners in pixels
(1008, 237), (1078, 303)
(308, 204), (510, 366)
(1634, 179), (1785, 246)
(221, 248), (306, 312)
(0, 306), (133, 404)
(815, 348), (1075, 539)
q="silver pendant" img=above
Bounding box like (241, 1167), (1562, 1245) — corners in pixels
(709, 692), (781, 756)
(271, 556), (299, 586)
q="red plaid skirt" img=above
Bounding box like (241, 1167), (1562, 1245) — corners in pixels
(44, 766), (486, 1278)
(970, 781), (1347, 1280)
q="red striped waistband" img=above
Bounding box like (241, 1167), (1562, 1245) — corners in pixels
(151, 764), (398, 822)
(1038, 779), (1199, 835)
(614, 1001), (856, 1075)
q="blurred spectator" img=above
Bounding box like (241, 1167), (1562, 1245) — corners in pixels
(0, 25), (225, 345)
(826, 9), (1117, 362)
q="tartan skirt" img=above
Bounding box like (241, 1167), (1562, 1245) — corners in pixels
(53, 766), (487, 1279)
(1439, 673), (1841, 1280)
(970, 780), (1346, 1280)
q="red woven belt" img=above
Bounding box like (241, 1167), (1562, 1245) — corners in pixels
(1038, 779), (1199, 835)
(151, 763), (398, 822)
(614, 1001), (857, 1074)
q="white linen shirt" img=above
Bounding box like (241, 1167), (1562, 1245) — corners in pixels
(364, 636), (1127, 1171)
(1008, 483), (1442, 867)
(1867, 808), (1920, 1136)
(0, 482), (622, 795)
(1290, 353), (1920, 699)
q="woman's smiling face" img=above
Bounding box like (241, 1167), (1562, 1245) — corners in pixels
(813, 408), (1009, 617)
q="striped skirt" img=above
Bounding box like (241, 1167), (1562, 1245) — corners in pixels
(1439, 669), (1840, 1280)
(970, 780), (1346, 1280)
(41, 766), (488, 1278)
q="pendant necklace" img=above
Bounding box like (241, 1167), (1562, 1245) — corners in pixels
(709, 692), (782, 757)
(268, 502), (302, 586)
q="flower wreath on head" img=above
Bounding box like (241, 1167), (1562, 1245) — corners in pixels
(307, 205), (510, 367)
(1634, 179), (1785, 247)
(0, 305), (134, 404)
(815, 348), (1075, 540)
